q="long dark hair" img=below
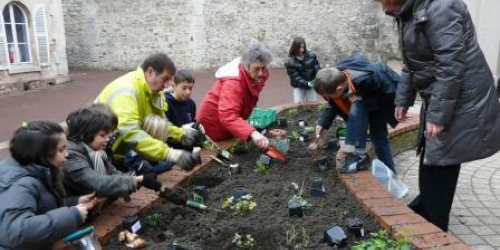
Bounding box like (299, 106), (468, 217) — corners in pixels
(9, 120), (67, 204)
(288, 36), (307, 57)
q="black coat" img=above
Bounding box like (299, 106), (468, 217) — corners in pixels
(395, 0), (500, 166)
(285, 51), (321, 89)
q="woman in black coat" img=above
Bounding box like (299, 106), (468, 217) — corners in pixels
(0, 121), (96, 250)
(376, 0), (500, 231)
(285, 37), (321, 103)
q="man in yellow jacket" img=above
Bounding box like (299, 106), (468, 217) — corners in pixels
(95, 53), (201, 171)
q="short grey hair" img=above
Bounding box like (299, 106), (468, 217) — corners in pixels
(241, 44), (272, 69)
(314, 67), (346, 95)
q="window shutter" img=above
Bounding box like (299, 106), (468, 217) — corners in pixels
(33, 5), (50, 66)
(0, 12), (8, 70)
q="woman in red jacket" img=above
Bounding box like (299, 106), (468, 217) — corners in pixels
(197, 44), (272, 149)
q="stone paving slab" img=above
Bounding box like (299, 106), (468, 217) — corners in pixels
(397, 149), (500, 250)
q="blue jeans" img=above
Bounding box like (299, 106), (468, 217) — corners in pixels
(345, 100), (396, 173)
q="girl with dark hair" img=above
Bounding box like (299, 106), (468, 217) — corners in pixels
(64, 105), (162, 209)
(0, 121), (96, 250)
(285, 36), (321, 103)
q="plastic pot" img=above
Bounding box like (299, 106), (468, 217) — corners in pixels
(288, 199), (304, 217)
(276, 118), (288, 128)
(324, 224), (347, 247)
(259, 154), (271, 165)
(309, 177), (326, 197)
(166, 244), (189, 250)
(326, 138), (340, 151)
(193, 186), (208, 202)
(317, 157), (329, 171)
(123, 215), (142, 234)
(346, 217), (365, 237)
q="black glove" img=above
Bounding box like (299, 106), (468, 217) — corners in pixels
(133, 160), (154, 175)
(181, 127), (204, 147)
(177, 150), (201, 171)
(142, 173), (162, 192)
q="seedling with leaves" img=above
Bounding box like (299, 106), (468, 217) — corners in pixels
(221, 194), (257, 215)
(288, 131), (300, 141)
(254, 161), (269, 179)
(286, 226), (310, 248)
(144, 213), (163, 227)
(288, 108), (299, 117)
(302, 126), (315, 134)
(352, 229), (411, 250)
(232, 233), (255, 249)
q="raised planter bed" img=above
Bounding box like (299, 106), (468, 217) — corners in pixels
(55, 102), (472, 250)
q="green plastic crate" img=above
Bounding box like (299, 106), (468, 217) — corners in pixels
(248, 108), (277, 128)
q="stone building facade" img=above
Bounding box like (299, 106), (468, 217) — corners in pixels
(62, 0), (400, 71)
(0, 0), (69, 95)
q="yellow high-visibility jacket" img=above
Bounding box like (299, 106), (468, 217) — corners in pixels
(95, 67), (184, 162)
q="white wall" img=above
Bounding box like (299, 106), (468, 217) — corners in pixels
(462, 0), (500, 83)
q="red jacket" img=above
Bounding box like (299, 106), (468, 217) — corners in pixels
(196, 58), (269, 141)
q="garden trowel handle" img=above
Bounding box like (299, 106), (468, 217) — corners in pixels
(63, 226), (94, 243)
(210, 155), (228, 167)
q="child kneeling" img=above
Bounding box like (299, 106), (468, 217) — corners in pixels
(313, 54), (399, 174)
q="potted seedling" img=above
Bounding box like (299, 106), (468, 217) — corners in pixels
(289, 131), (300, 141)
(288, 195), (313, 217)
(232, 233), (255, 249)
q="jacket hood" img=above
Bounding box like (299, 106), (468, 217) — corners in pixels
(0, 157), (48, 192)
(215, 57), (241, 79)
(335, 54), (375, 78)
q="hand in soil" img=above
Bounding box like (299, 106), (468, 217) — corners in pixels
(307, 138), (324, 150)
(159, 187), (190, 205)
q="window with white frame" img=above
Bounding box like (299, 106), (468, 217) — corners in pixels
(3, 3), (31, 63)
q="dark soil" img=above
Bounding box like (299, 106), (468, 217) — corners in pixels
(104, 107), (379, 250)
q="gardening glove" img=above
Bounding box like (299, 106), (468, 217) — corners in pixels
(141, 173), (162, 192)
(183, 122), (205, 134)
(181, 126), (204, 147)
(166, 149), (201, 171)
(133, 159), (154, 176)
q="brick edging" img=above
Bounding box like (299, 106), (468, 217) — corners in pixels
(54, 102), (470, 250)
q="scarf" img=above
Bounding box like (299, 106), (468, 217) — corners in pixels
(83, 143), (108, 176)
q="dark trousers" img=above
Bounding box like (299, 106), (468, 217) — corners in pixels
(408, 146), (461, 231)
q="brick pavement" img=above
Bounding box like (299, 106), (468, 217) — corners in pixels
(397, 150), (500, 250)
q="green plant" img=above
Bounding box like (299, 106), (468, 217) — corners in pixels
(221, 194), (257, 215)
(290, 195), (313, 212)
(351, 229), (411, 250)
(286, 226), (309, 248)
(289, 131), (300, 141)
(232, 233), (255, 249)
(302, 126), (315, 134)
(288, 108), (298, 117)
(144, 213), (163, 227)
(254, 161), (269, 178)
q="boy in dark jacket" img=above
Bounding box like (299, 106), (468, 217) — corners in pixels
(165, 69), (197, 127)
(314, 54), (399, 173)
